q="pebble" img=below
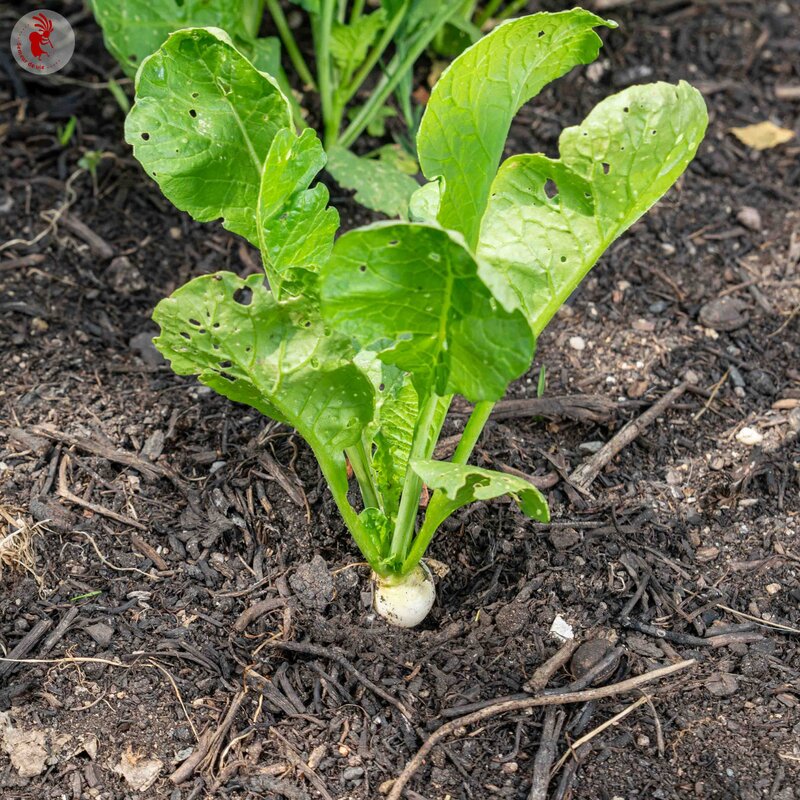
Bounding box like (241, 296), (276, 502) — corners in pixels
(343, 767), (364, 781)
(568, 335), (586, 351)
(698, 297), (749, 332)
(766, 583), (781, 595)
(549, 527), (581, 551)
(705, 672), (738, 697)
(85, 622), (114, 647)
(736, 427), (763, 446)
(696, 545), (720, 562)
(129, 332), (165, 367)
(736, 206), (762, 231)
(578, 440), (603, 454)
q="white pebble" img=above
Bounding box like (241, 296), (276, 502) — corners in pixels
(736, 427), (763, 446)
(569, 336), (586, 351)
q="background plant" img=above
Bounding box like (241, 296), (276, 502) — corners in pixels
(124, 10), (707, 624)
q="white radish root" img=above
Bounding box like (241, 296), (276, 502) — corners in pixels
(372, 562), (436, 628)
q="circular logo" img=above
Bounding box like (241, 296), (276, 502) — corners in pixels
(10, 10), (74, 75)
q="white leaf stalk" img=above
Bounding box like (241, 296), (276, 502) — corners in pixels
(372, 562), (435, 628)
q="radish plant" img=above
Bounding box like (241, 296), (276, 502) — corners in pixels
(126, 10), (707, 627)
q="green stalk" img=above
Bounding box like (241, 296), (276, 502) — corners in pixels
(265, 0), (317, 89)
(346, 439), (381, 510)
(316, 450), (382, 570)
(242, 0), (266, 39)
(388, 393), (441, 564)
(474, 0), (503, 29)
(400, 399), (495, 575)
(337, 3), (461, 149)
(496, 0), (528, 22)
(340, 2), (409, 106)
(349, 0), (365, 23)
(316, 0), (338, 146)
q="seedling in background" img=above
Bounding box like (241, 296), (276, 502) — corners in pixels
(125, 10), (707, 627)
(90, 0), (473, 216)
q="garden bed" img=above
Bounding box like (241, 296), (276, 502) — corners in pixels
(1, 1), (799, 798)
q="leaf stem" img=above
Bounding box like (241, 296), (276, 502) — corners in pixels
(316, 0), (339, 146)
(340, 2), (409, 107)
(388, 392), (440, 564)
(264, 0), (317, 89)
(400, 399), (495, 575)
(316, 450), (382, 570)
(346, 439), (381, 510)
(337, 3), (460, 149)
(349, 0), (365, 23)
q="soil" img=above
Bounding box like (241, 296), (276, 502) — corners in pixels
(1, 1), (799, 799)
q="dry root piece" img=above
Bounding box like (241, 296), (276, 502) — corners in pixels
(0, 506), (42, 583)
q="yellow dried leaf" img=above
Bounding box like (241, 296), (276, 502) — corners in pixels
(730, 121), (795, 150)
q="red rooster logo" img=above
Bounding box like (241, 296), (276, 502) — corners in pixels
(29, 13), (54, 60)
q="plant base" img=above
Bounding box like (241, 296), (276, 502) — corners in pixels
(372, 562), (436, 628)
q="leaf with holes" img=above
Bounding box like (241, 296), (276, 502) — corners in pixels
(320, 222), (534, 401)
(478, 82), (708, 335)
(153, 272), (374, 453)
(417, 9), (614, 248)
(125, 27), (293, 248)
(257, 128), (339, 298)
(90, 0), (276, 77)
(325, 146), (420, 219)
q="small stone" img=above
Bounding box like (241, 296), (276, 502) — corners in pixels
(106, 256), (146, 294)
(578, 441), (603, 454)
(709, 456), (726, 471)
(548, 527), (581, 551)
(636, 734), (651, 748)
(649, 300), (669, 314)
(705, 672), (738, 697)
(169, 227), (182, 240)
(114, 748), (163, 791)
(501, 761), (518, 773)
(632, 318), (656, 332)
(570, 639), (618, 684)
(30, 317), (49, 334)
(696, 545), (720, 562)
(338, 745), (350, 757)
(289, 555), (334, 611)
(85, 622), (114, 647)
(130, 332), (165, 367)
(683, 369), (701, 385)
(765, 583), (781, 595)
(736, 206), (761, 231)
(568, 336), (586, 351)
(698, 297), (749, 332)
(550, 614), (574, 641)
(343, 767), (364, 781)
(736, 427), (763, 446)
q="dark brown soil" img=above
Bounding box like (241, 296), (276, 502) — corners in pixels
(1, 1), (799, 799)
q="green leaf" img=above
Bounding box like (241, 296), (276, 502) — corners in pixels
(325, 146), (420, 219)
(411, 460), (549, 523)
(330, 9), (387, 84)
(257, 128), (339, 298)
(408, 181), (440, 223)
(244, 35), (283, 76)
(478, 81), (708, 335)
(320, 222), (534, 401)
(124, 27), (293, 249)
(416, 9), (613, 248)
(90, 0), (270, 77)
(153, 272), (374, 453)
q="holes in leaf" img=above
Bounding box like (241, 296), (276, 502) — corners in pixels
(623, 106), (629, 113)
(304, 320), (312, 328)
(188, 318), (201, 327)
(191, 92), (199, 98)
(311, 358), (320, 369)
(602, 162), (610, 175)
(651, 130), (657, 136)
(219, 360), (232, 369)
(129, 54), (138, 63)
(180, 331), (191, 340)
(560, 256), (567, 263)
(388, 239), (398, 246)
(544, 178), (558, 199)
(189, 109), (197, 118)
(212, 322), (220, 328)
(233, 287), (253, 305)
(378, 383), (385, 392)
(218, 371), (236, 382)
(141, 132), (150, 141)
(359, 265), (366, 272)
(538, 30), (545, 37)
